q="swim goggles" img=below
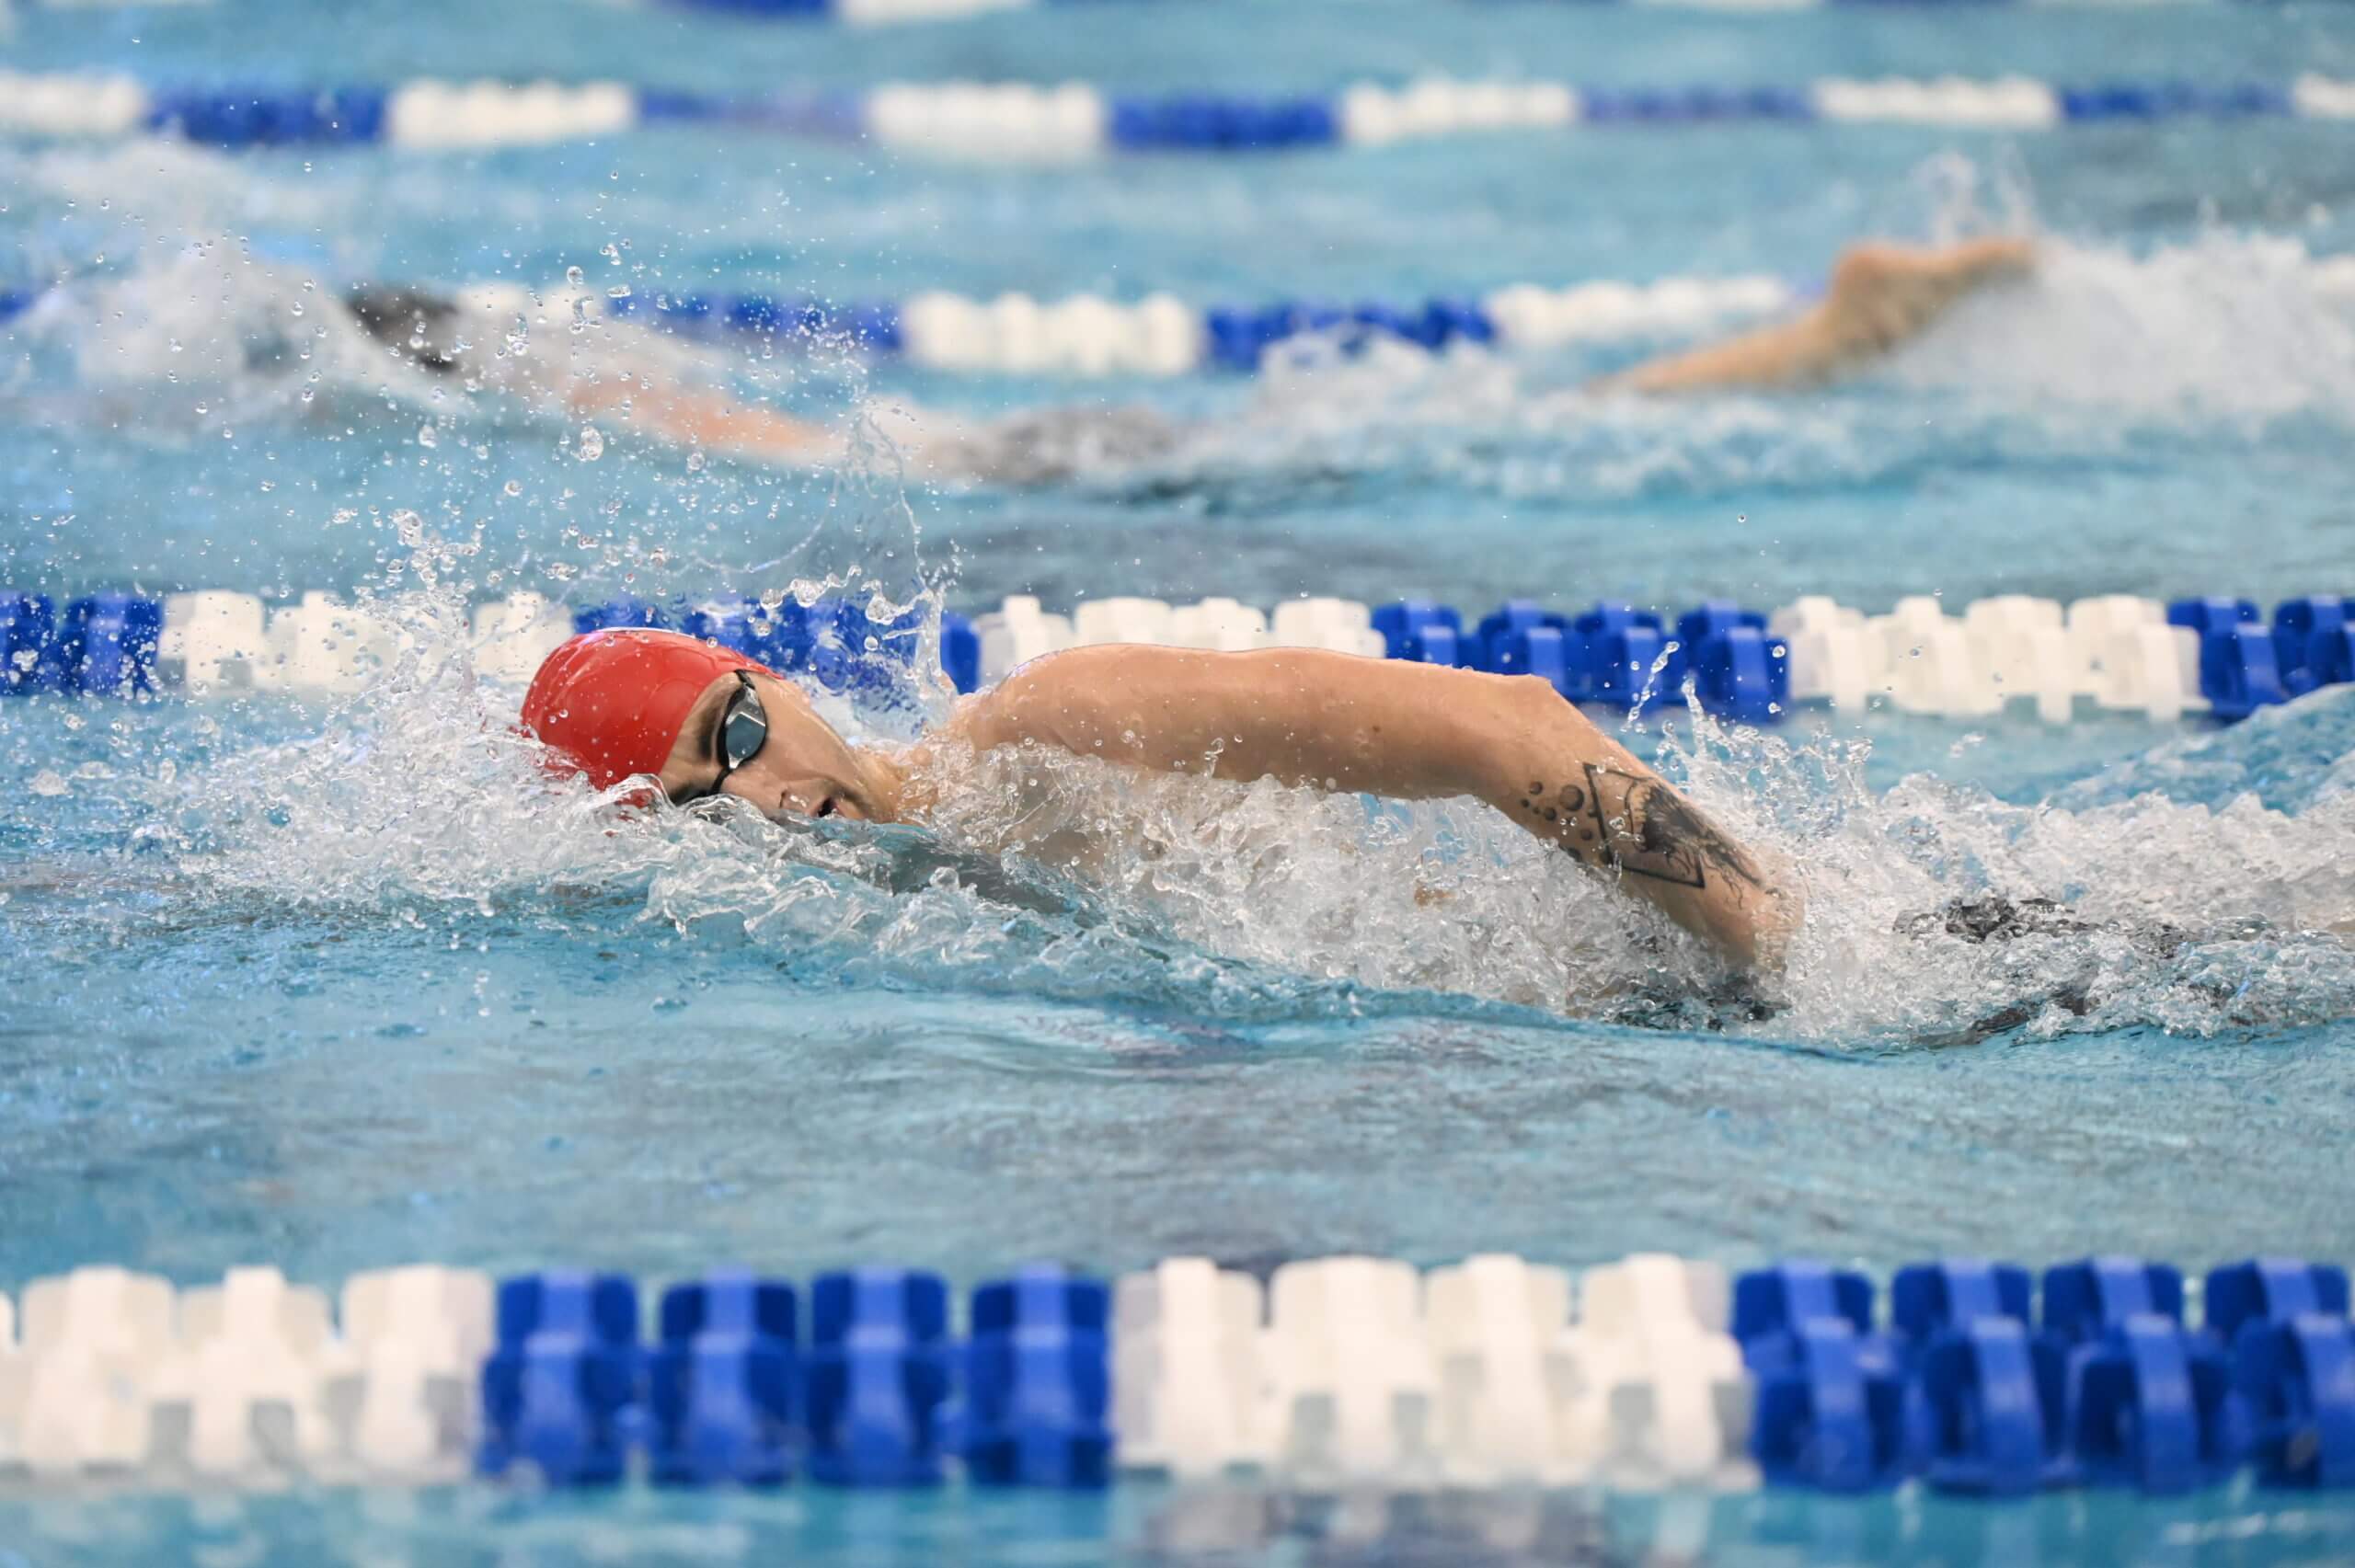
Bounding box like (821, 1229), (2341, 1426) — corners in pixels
(713, 670), (770, 788)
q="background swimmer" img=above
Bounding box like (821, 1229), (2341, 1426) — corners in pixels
(339, 236), (2032, 484)
(523, 626), (1803, 970)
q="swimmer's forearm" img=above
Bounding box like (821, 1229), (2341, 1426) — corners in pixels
(1601, 316), (1838, 395)
(564, 379), (828, 461)
(1452, 670), (1798, 967)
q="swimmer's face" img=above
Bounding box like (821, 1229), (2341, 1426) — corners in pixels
(657, 671), (879, 821)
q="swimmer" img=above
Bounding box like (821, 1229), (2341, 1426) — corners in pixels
(521, 627), (1804, 971)
(348, 237), (2034, 482)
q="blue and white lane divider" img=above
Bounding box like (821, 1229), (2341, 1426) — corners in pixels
(643, 0), (2337, 22)
(0, 272), (1805, 377)
(0, 1254), (2347, 1494)
(5, 589), (2349, 727)
(615, 274), (1801, 374)
(2, 73), (2352, 155)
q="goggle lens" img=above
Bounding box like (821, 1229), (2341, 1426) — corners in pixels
(719, 676), (768, 777)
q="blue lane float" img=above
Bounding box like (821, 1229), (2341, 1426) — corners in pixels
(962, 1265), (1113, 1489)
(0, 592), (160, 696)
(649, 1273), (801, 1486)
(807, 1268), (954, 1487)
(1728, 1255), (2355, 1501)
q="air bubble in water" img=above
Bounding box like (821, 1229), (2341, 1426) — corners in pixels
(566, 266), (584, 288)
(504, 479), (523, 497)
(686, 451), (705, 473)
(418, 424), (439, 449)
(394, 509), (425, 546)
(29, 770), (66, 797)
(577, 426), (604, 461)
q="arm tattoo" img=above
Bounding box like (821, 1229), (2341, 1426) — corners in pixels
(1514, 768), (1762, 892)
(1576, 762), (1764, 892)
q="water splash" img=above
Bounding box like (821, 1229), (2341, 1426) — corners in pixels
(1059, 228), (2355, 506)
(110, 608), (2355, 1049)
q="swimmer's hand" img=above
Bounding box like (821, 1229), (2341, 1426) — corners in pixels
(1603, 236), (2036, 395)
(1900, 893), (2191, 959)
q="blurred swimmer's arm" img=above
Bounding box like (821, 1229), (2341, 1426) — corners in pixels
(948, 646), (1799, 967)
(1599, 237), (2034, 395)
(561, 376), (832, 462)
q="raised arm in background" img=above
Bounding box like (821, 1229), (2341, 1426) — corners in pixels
(1601, 237), (2035, 395)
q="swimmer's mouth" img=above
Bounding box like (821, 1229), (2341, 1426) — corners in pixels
(814, 795), (839, 819)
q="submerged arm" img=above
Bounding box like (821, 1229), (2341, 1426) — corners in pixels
(949, 645), (1799, 968)
(563, 376), (832, 463)
(1600, 237), (2035, 395)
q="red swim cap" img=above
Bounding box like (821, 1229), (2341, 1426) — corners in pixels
(521, 629), (775, 791)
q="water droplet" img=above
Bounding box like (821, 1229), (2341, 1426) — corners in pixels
(565, 265), (584, 288)
(577, 426), (604, 462)
(418, 424), (438, 450)
(503, 478), (523, 497)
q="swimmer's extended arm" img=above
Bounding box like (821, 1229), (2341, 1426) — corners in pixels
(1600, 237), (2034, 395)
(563, 377), (833, 463)
(949, 646), (1799, 968)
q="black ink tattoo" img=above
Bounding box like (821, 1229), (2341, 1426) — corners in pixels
(1580, 763), (1764, 892)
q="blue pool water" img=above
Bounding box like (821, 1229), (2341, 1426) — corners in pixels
(4, 0), (2355, 1560)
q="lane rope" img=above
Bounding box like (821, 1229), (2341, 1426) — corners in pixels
(4, 588), (2347, 725)
(0, 1253), (2344, 1494)
(1, 72), (2349, 155)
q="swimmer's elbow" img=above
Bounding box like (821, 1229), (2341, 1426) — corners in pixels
(959, 647), (1120, 752)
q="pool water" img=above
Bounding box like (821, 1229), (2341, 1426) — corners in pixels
(3, 0), (2354, 1561)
